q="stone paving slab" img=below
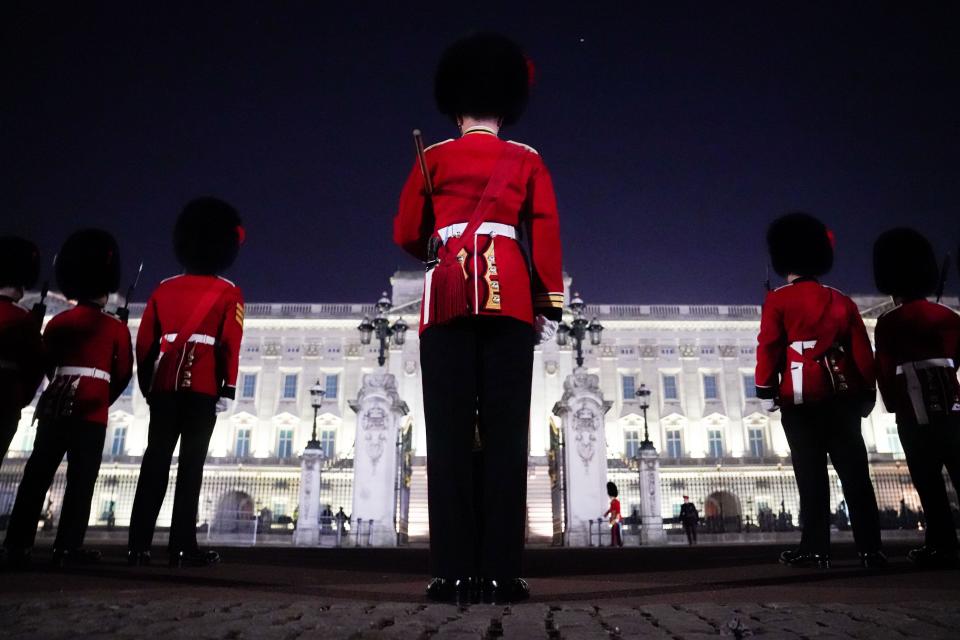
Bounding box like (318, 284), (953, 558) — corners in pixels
(5, 597), (960, 639)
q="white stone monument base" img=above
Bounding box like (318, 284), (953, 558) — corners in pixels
(293, 446), (324, 546)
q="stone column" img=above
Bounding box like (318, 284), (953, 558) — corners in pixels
(552, 370), (613, 546)
(349, 372), (409, 546)
(292, 445), (323, 546)
(638, 445), (667, 545)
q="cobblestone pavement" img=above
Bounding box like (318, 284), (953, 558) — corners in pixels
(3, 597), (960, 639)
(1, 544), (958, 638)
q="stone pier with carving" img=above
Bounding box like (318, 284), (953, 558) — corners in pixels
(292, 445), (324, 546)
(638, 445), (667, 545)
(348, 373), (410, 546)
(552, 370), (613, 546)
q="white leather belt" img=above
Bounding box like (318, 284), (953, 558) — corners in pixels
(897, 358), (955, 425)
(55, 366), (111, 382)
(437, 222), (517, 245)
(896, 358), (954, 375)
(163, 333), (216, 346)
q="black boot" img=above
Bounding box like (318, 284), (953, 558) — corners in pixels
(483, 577), (530, 604)
(779, 549), (830, 569)
(127, 550), (152, 567)
(52, 547), (102, 568)
(908, 545), (959, 569)
(859, 550), (888, 569)
(169, 548), (220, 568)
(426, 577), (457, 602)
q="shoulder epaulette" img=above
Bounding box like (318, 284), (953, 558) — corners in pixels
(101, 309), (124, 324)
(771, 283), (792, 292)
(217, 275), (237, 287)
(823, 284), (848, 296)
(506, 140), (539, 155)
(424, 139), (454, 153)
(160, 273), (185, 285)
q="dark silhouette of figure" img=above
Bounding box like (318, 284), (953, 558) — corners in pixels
(679, 495), (699, 545)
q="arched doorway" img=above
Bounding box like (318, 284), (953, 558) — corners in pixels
(213, 490), (255, 534)
(704, 490), (742, 533)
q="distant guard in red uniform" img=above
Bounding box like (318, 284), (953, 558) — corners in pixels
(873, 228), (960, 568)
(756, 212), (884, 569)
(394, 33), (563, 604)
(4, 229), (132, 568)
(604, 482), (623, 547)
(0, 236), (44, 469)
(128, 197), (244, 568)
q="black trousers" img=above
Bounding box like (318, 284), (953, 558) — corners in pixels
(684, 524), (697, 545)
(420, 316), (534, 579)
(4, 418), (105, 550)
(781, 402), (881, 554)
(898, 417), (960, 551)
(129, 393), (217, 553)
(1, 410), (19, 468)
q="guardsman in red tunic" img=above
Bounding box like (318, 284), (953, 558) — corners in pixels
(604, 482), (623, 547)
(0, 236), (44, 470)
(755, 212), (884, 569)
(873, 228), (960, 568)
(128, 197), (244, 568)
(4, 229), (132, 568)
(394, 33), (563, 604)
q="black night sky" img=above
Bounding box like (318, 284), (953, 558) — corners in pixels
(3, 2), (957, 304)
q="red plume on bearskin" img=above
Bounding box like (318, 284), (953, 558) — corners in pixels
(873, 228), (939, 299)
(0, 236), (41, 289)
(56, 229), (122, 300)
(766, 212), (834, 278)
(435, 33), (531, 126)
(174, 197), (243, 275)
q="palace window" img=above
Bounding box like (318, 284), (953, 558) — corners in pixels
(707, 429), (724, 458)
(110, 426), (127, 456)
(666, 430), (682, 458)
(624, 430), (640, 459)
(241, 373), (257, 399)
(325, 374), (339, 400)
(748, 428), (765, 457)
(703, 374), (719, 400)
(282, 374), (298, 400)
(319, 430), (336, 459)
(743, 374), (757, 399)
(662, 374), (679, 401)
(236, 429), (251, 457)
(622, 375), (636, 401)
(886, 422), (902, 454)
(277, 429), (294, 459)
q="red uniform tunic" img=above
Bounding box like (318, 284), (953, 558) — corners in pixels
(0, 297), (44, 414)
(40, 303), (133, 426)
(394, 128), (564, 332)
(136, 274), (244, 399)
(755, 278), (876, 407)
(874, 300), (960, 425)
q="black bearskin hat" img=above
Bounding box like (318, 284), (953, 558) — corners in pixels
(606, 481), (618, 498)
(873, 228), (939, 299)
(174, 197), (243, 275)
(0, 236), (41, 289)
(56, 229), (121, 300)
(435, 33), (531, 126)
(767, 212), (834, 278)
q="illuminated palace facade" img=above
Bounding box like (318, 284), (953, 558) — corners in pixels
(1, 271), (944, 542)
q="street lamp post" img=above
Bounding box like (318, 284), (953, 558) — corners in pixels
(635, 383), (654, 450)
(307, 380), (326, 451)
(358, 292), (409, 367)
(556, 293), (603, 368)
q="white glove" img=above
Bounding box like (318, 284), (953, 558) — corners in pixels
(535, 314), (559, 345)
(216, 397), (230, 414)
(761, 398), (778, 413)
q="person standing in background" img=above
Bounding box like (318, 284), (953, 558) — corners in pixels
(604, 482), (623, 547)
(756, 212), (884, 569)
(679, 495), (699, 545)
(873, 228), (960, 568)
